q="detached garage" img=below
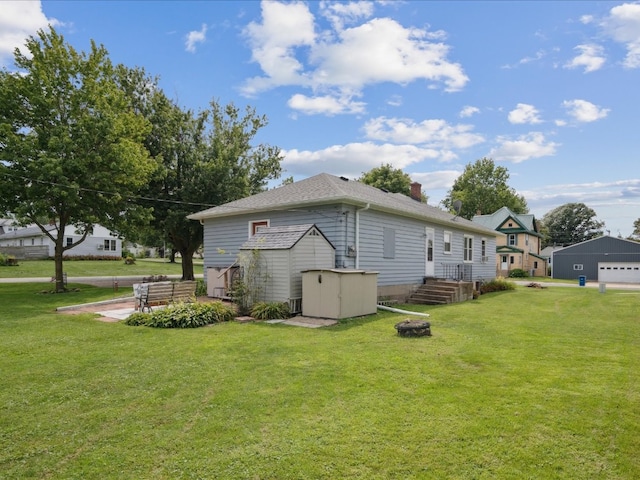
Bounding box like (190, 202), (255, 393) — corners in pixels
(552, 235), (640, 283)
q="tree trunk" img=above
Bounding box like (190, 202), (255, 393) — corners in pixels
(180, 248), (196, 281)
(54, 237), (66, 293)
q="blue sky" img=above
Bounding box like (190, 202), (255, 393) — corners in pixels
(2, 1), (639, 236)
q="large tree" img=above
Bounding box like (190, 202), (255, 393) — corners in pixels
(0, 28), (155, 291)
(632, 218), (640, 240)
(541, 202), (604, 247)
(138, 97), (283, 280)
(360, 164), (427, 202)
(360, 164), (411, 195)
(441, 157), (528, 219)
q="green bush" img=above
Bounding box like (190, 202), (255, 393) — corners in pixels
(479, 277), (516, 294)
(195, 279), (207, 297)
(124, 301), (236, 328)
(251, 301), (290, 320)
(124, 255), (136, 265)
(0, 253), (18, 266)
(123, 312), (150, 326)
(508, 268), (528, 278)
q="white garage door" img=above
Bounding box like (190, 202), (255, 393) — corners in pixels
(598, 262), (640, 283)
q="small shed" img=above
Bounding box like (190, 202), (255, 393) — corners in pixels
(301, 269), (378, 319)
(239, 224), (335, 312)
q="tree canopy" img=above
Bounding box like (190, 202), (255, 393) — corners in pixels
(541, 202), (605, 247)
(441, 157), (528, 219)
(360, 163), (427, 202)
(136, 96), (283, 280)
(0, 27), (155, 291)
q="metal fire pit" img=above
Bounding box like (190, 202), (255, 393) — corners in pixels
(394, 319), (431, 337)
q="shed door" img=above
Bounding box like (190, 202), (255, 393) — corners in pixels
(598, 262), (640, 283)
(425, 227), (435, 277)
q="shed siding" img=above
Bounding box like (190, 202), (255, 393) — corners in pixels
(291, 234), (335, 299)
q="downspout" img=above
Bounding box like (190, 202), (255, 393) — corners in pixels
(355, 203), (370, 269)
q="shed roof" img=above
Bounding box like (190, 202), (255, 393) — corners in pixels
(240, 224), (334, 251)
(189, 173), (499, 237)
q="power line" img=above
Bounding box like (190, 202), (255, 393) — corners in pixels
(0, 170), (217, 208)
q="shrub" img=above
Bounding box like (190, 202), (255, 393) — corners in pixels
(124, 312), (150, 326)
(251, 301), (290, 320)
(195, 279), (207, 297)
(508, 268), (528, 278)
(62, 255), (123, 261)
(124, 255), (136, 265)
(0, 254), (18, 266)
(125, 301), (236, 328)
(479, 277), (516, 294)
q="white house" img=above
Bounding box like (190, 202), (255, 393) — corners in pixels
(0, 223), (122, 258)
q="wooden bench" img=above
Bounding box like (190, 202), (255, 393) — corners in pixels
(136, 281), (197, 312)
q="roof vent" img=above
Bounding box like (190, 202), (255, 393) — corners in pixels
(339, 176), (349, 181)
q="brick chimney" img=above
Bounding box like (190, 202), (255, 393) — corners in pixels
(410, 182), (422, 201)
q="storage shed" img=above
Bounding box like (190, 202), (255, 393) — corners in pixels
(238, 224), (335, 312)
(302, 269), (378, 319)
(552, 235), (640, 283)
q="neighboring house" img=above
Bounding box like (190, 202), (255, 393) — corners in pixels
(472, 206), (547, 277)
(0, 224), (122, 259)
(188, 173), (501, 300)
(0, 218), (21, 235)
(552, 235), (640, 283)
(540, 245), (564, 277)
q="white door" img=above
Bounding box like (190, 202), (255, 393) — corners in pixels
(501, 255), (508, 272)
(425, 227), (435, 277)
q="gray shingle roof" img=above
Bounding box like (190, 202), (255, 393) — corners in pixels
(240, 224), (322, 250)
(0, 224), (55, 240)
(189, 173), (499, 237)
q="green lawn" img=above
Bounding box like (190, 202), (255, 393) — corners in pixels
(0, 258), (203, 278)
(1, 283), (638, 479)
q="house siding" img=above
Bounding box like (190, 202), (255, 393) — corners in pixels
(203, 206), (498, 292)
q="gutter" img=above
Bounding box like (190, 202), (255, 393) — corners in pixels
(355, 203), (370, 269)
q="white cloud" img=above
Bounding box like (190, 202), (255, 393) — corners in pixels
(508, 103), (543, 124)
(185, 24), (207, 53)
(489, 132), (559, 163)
(459, 106), (479, 118)
(564, 44), (606, 73)
(242, 1), (468, 102)
(562, 99), (609, 122)
(602, 2), (640, 68)
(580, 14), (595, 25)
(0, 0), (59, 66)
(363, 116), (485, 152)
(411, 170), (462, 191)
(319, 0), (374, 31)
(287, 93), (366, 115)
(281, 142), (442, 178)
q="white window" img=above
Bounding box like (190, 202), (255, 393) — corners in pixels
(573, 264), (584, 271)
(443, 231), (452, 254)
(464, 235), (473, 262)
(481, 238), (488, 262)
(104, 239), (117, 251)
(249, 219), (270, 237)
(508, 234), (516, 246)
(66, 237), (73, 247)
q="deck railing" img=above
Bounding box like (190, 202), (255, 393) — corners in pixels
(437, 263), (473, 282)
